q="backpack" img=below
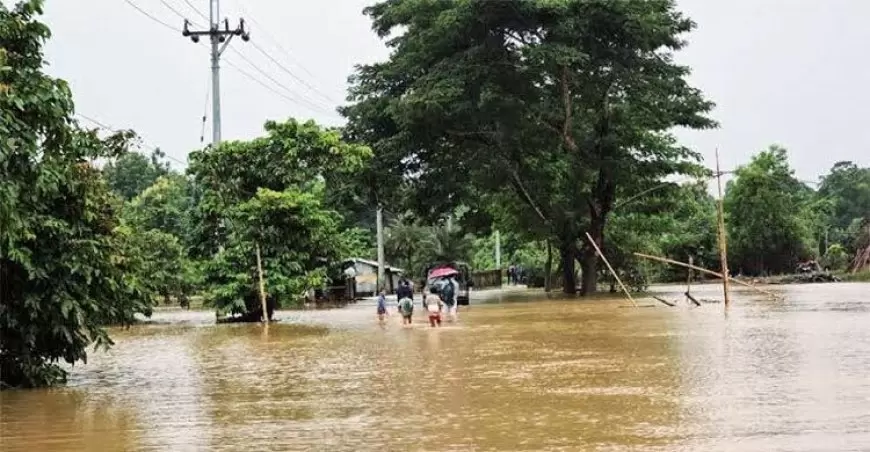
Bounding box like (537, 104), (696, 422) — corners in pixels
(399, 297), (414, 315)
(439, 279), (455, 304)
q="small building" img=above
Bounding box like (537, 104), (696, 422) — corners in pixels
(342, 258), (404, 297)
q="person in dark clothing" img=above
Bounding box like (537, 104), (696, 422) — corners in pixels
(396, 278), (414, 301)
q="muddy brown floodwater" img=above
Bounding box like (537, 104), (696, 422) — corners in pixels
(2, 283), (870, 451)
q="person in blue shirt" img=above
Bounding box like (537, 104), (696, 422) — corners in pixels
(376, 288), (387, 323)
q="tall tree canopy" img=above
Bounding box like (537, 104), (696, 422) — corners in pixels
(102, 149), (170, 200)
(343, 0), (715, 294)
(1, 0), (152, 388)
(724, 146), (815, 276)
(187, 119), (371, 319)
(817, 161), (870, 252)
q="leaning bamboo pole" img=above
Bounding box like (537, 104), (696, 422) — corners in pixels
(715, 149), (731, 308)
(585, 232), (637, 307)
(686, 255), (693, 304)
(256, 243), (269, 324)
(633, 252), (782, 300)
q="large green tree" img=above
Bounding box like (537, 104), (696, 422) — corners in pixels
(724, 146), (815, 275)
(102, 149), (170, 200)
(187, 119), (371, 320)
(1, 1), (152, 388)
(817, 161), (870, 253)
(343, 0), (714, 294)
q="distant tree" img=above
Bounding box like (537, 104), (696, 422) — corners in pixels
(817, 161), (870, 252)
(123, 174), (195, 246)
(102, 149), (170, 200)
(724, 146), (814, 275)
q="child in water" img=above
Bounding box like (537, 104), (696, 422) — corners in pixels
(398, 296), (414, 325)
(427, 293), (442, 327)
(376, 289), (387, 323)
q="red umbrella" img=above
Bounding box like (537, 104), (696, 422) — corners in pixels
(428, 266), (459, 279)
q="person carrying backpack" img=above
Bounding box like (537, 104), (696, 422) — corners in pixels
(439, 276), (457, 322)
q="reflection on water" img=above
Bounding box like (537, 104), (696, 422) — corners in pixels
(2, 283), (870, 451)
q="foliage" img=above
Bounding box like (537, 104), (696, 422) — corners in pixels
(122, 174), (194, 244)
(724, 146), (815, 276)
(1, 0), (152, 388)
(817, 161), (870, 253)
(187, 119), (371, 318)
(102, 149), (170, 200)
(821, 244), (849, 271)
(343, 0), (715, 294)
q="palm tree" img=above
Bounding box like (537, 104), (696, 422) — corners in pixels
(423, 224), (473, 263)
(385, 217), (430, 274)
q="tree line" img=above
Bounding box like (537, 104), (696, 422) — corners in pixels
(3, 0), (869, 389)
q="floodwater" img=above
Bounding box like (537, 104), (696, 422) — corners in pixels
(2, 283), (870, 451)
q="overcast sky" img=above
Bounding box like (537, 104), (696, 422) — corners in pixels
(33, 0), (870, 185)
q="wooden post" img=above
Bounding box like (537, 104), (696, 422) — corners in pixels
(584, 232), (637, 307)
(632, 252), (781, 299)
(715, 149), (731, 308)
(686, 255), (693, 304)
(256, 243), (268, 324)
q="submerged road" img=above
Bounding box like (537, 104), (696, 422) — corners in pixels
(2, 283), (870, 451)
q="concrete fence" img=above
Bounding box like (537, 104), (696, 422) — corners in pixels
(471, 269), (503, 290)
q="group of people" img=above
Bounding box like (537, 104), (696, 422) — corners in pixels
(376, 277), (459, 327)
(507, 264), (525, 285)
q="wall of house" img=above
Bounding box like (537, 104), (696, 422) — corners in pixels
(354, 263), (378, 296)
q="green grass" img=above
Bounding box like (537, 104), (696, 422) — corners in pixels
(836, 270), (870, 282)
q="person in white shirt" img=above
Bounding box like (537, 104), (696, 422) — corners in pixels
(427, 292), (442, 327)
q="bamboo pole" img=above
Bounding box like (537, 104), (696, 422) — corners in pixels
(686, 255), (693, 304)
(256, 243), (268, 324)
(585, 232), (637, 307)
(653, 296), (676, 307)
(633, 252), (781, 299)
(715, 149), (731, 308)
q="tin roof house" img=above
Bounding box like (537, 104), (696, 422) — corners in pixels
(342, 258), (404, 297)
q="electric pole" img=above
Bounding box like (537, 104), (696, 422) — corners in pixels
(182, 0), (250, 146)
(494, 230), (501, 269)
(376, 205), (386, 292)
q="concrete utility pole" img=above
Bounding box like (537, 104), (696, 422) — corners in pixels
(376, 205), (386, 291)
(182, 0), (250, 146)
(494, 230), (501, 269)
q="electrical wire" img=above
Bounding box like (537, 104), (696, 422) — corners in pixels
(224, 48), (337, 116)
(200, 70), (211, 144)
(157, 0), (193, 23)
(181, 0), (209, 23)
(249, 41), (339, 105)
(75, 113), (188, 167)
(227, 0), (339, 104)
(221, 57), (340, 118)
(123, 0), (181, 32)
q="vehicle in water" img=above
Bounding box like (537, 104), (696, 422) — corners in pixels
(424, 261), (473, 305)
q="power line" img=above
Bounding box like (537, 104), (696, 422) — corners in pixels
(200, 70), (211, 144)
(228, 0), (338, 104)
(123, 0), (180, 32)
(75, 113), (187, 167)
(250, 41), (339, 105)
(222, 58), (339, 118)
(157, 0), (194, 24)
(224, 47), (336, 115)
(180, 0), (209, 23)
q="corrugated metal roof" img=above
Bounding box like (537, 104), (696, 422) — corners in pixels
(343, 257), (404, 274)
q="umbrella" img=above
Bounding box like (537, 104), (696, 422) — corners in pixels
(428, 266), (459, 278)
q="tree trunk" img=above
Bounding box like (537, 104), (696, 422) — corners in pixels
(580, 217), (605, 296)
(580, 248), (598, 296)
(544, 241), (553, 293)
(560, 241), (577, 294)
